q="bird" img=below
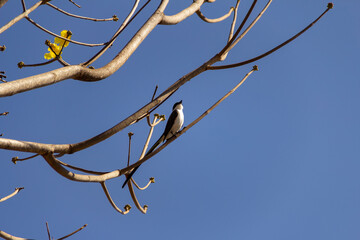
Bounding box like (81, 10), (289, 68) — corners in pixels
(122, 100), (184, 188)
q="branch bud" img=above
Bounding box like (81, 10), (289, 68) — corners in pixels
(150, 177), (155, 183)
(128, 132), (134, 137)
(12, 156), (18, 164)
(0, 45), (6, 51)
(160, 115), (166, 121)
(17, 62), (24, 69)
(252, 65), (259, 71)
(327, 3), (334, 9)
(124, 204), (131, 211)
(113, 15), (119, 21)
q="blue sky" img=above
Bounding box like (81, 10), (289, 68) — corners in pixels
(1, 0), (359, 239)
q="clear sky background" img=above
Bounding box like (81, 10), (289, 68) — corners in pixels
(1, 0), (359, 239)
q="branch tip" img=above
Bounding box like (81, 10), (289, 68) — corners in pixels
(252, 65), (259, 71)
(150, 177), (155, 183)
(124, 204), (132, 211)
(144, 204), (148, 210)
(327, 3), (334, 9)
(12, 156), (18, 164)
(128, 132), (134, 137)
(17, 62), (24, 69)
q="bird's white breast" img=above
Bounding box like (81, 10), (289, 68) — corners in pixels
(165, 109), (184, 140)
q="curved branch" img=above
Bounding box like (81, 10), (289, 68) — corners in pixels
(42, 153), (122, 182)
(0, 0), (43, 34)
(160, 0), (205, 25)
(100, 182), (130, 215)
(0, 187), (24, 203)
(127, 181), (148, 214)
(196, 7), (234, 23)
(209, 4), (332, 70)
(131, 177), (154, 190)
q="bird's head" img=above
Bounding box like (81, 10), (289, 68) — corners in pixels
(173, 100), (183, 110)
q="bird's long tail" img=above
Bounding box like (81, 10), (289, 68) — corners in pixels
(121, 135), (165, 188)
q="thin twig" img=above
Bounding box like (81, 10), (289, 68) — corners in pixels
(152, 85), (158, 101)
(46, 222), (51, 240)
(12, 153), (39, 164)
(25, 16), (105, 47)
(209, 4), (332, 70)
(46, 3), (116, 22)
(221, 0), (241, 61)
(0, 187), (24, 203)
(55, 159), (109, 175)
(17, 59), (56, 68)
(57, 224), (87, 240)
(100, 182), (130, 214)
(68, 0), (80, 8)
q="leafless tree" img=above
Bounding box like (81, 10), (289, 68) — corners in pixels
(0, 0), (333, 238)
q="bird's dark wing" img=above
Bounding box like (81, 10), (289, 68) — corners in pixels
(163, 110), (179, 137)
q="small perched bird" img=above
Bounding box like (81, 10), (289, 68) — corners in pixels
(122, 100), (184, 188)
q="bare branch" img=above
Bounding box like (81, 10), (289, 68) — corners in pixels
(209, 4), (332, 70)
(45, 222), (51, 240)
(221, 0), (241, 61)
(0, 0), (169, 97)
(196, 7), (234, 23)
(57, 224), (87, 240)
(0, 187), (24, 203)
(127, 181), (148, 214)
(46, 3), (116, 22)
(160, 0), (204, 25)
(12, 154), (39, 164)
(100, 182), (130, 215)
(222, 0), (273, 56)
(68, 0), (81, 8)
(0, 0), (43, 35)
(0, 230), (30, 240)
